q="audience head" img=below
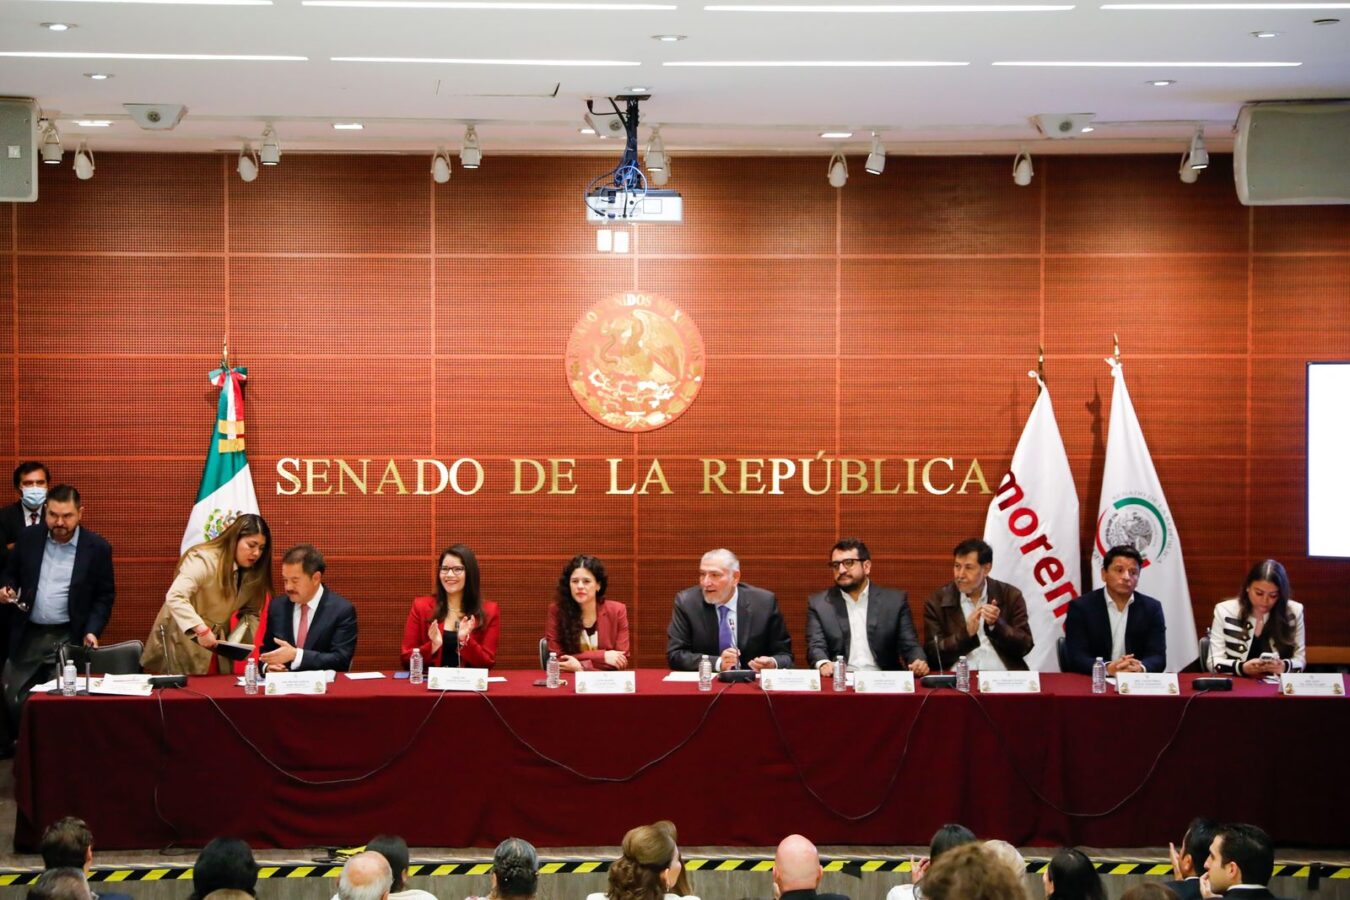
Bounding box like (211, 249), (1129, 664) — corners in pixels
(192, 838), (260, 899)
(366, 835), (412, 893)
(436, 543), (483, 620)
(773, 834), (823, 897)
(491, 837), (539, 900)
(1178, 817), (1220, 879)
(39, 817), (94, 872)
(28, 869), (91, 900)
(202, 892), (255, 900)
(338, 851), (393, 900)
(653, 821), (692, 896)
(929, 824), (977, 861)
(1206, 823), (1275, 891)
(921, 843), (1028, 900)
(1119, 885), (1179, 900)
(1044, 848), (1105, 900)
(982, 839), (1026, 886)
(608, 822), (681, 900)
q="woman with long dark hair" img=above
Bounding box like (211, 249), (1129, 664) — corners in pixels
(1208, 559), (1305, 676)
(142, 513), (272, 674)
(545, 554), (629, 672)
(1043, 848), (1105, 900)
(401, 543), (499, 669)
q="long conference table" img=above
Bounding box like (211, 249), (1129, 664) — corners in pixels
(14, 671), (1348, 851)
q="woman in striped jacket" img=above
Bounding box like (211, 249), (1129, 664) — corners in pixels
(1208, 559), (1305, 676)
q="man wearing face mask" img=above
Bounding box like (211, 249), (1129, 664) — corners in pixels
(0, 462), (51, 574)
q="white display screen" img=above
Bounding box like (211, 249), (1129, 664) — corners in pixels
(1308, 362), (1350, 558)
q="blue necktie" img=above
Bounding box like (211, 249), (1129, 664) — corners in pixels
(717, 604), (733, 653)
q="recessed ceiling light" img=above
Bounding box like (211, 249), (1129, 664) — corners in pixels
(305, 1), (674, 7)
(665, 59), (969, 66)
(1147, 78), (1176, 85)
(1251, 29), (1280, 36)
(993, 59), (1301, 66)
(1101, 2), (1350, 8)
(1080, 125), (1095, 132)
(73, 119), (112, 127)
(83, 71), (113, 79)
(332, 122), (364, 129)
(0, 51), (306, 60)
(38, 0), (271, 5)
(706, 3), (1075, 9)
(627, 85), (648, 91)
(41, 22), (75, 30)
(579, 126), (596, 134)
(652, 33), (687, 40)
(820, 130), (854, 138)
(332, 55), (641, 65)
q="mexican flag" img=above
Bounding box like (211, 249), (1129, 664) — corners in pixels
(1091, 359), (1198, 672)
(181, 365), (260, 554)
(984, 373), (1081, 672)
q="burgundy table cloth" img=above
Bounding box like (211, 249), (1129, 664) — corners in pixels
(15, 672), (1347, 851)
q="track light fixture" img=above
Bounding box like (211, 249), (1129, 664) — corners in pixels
(1187, 128), (1208, 170)
(460, 125), (482, 169)
(259, 126), (281, 166)
(237, 143), (259, 182)
(827, 151), (848, 188)
(39, 120), (63, 165)
(73, 142), (95, 181)
(865, 133), (886, 175)
(1012, 147), (1034, 186)
(645, 125), (666, 173)
(431, 147), (452, 183)
(1178, 148), (1200, 183)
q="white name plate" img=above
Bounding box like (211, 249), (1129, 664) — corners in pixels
(428, 667), (489, 692)
(852, 670), (915, 694)
(1280, 673), (1346, 697)
(1115, 672), (1179, 696)
(575, 671), (636, 694)
(265, 671), (328, 696)
(759, 669), (821, 692)
(978, 671), (1041, 694)
(89, 674), (154, 697)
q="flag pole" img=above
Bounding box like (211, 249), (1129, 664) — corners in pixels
(1112, 333), (1121, 365)
(221, 333), (230, 372)
(1037, 344), (1046, 391)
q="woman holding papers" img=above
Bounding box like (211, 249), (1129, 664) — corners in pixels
(140, 514), (273, 674)
(401, 543), (499, 669)
(1209, 559), (1306, 676)
(545, 554), (629, 672)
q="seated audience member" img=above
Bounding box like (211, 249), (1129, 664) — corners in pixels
(338, 852), (393, 900)
(1044, 848), (1106, 900)
(807, 538), (930, 678)
(190, 838), (259, 900)
(402, 544), (499, 670)
(28, 869), (92, 900)
(39, 817), (130, 900)
(982, 840), (1027, 891)
(203, 892), (254, 900)
(923, 539), (1033, 671)
(1121, 886), (1180, 900)
(602, 821), (695, 900)
(547, 555), (630, 672)
(260, 544), (358, 672)
(1209, 560), (1305, 677)
(1063, 545), (1166, 675)
(1166, 817), (1220, 900)
(920, 844), (1029, 900)
(772, 834), (849, 900)
(1203, 823), (1287, 900)
(886, 823), (977, 900)
(358, 836), (436, 900)
(666, 549), (792, 672)
(474, 838), (539, 900)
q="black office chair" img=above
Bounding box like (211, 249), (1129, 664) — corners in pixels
(1056, 636), (1069, 672)
(67, 640), (145, 675)
(1198, 635), (1211, 673)
(538, 637), (549, 670)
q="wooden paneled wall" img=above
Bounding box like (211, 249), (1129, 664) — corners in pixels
(4, 152), (1349, 669)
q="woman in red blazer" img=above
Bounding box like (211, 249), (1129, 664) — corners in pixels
(401, 543), (500, 669)
(546, 554), (630, 672)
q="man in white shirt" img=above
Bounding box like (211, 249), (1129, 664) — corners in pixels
(1202, 823), (1287, 900)
(260, 544), (358, 672)
(805, 538), (929, 679)
(923, 539), (1034, 672)
(1062, 545), (1167, 674)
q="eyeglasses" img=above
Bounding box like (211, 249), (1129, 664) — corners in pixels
(829, 558), (863, 570)
(440, 566), (466, 576)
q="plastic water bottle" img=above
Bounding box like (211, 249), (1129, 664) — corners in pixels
(61, 661), (77, 697)
(833, 655), (847, 692)
(546, 651), (561, 689)
(243, 657), (259, 695)
(1092, 657), (1107, 694)
(698, 654), (713, 692)
(409, 648), (424, 685)
(955, 655), (970, 693)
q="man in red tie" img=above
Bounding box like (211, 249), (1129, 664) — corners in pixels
(0, 462), (50, 574)
(260, 544), (358, 673)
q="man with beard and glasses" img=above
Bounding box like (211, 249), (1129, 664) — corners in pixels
(806, 538), (929, 679)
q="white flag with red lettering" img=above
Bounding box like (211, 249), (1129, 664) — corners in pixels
(1091, 359), (1198, 672)
(984, 373), (1081, 672)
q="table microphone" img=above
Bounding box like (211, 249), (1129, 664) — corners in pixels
(921, 634), (957, 689)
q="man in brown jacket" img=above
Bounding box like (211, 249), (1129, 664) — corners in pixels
(923, 538), (1033, 672)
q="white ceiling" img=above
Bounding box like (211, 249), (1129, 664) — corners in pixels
(2, 0), (1348, 159)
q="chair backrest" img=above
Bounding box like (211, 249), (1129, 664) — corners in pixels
(69, 640), (145, 675)
(1198, 635), (1212, 673)
(538, 637), (549, 670)
(1056, 636), (1069, 673)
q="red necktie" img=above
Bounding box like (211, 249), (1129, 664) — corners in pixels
(29, 512), (39, 526)
(296, 604), (310, 648)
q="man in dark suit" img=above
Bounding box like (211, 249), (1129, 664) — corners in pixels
(1202, 823), (1288, 900)
(1164, 816), (1219, 900)
(666, 548), (792, 671)
(1063, 544), (1167, 674)
(806, 538), (928, 679)
(923, 538), (1034, 672)
(772, 834), (850, 900)
(260, 544), (357, 672)
(0, 461), (50, 573)
(0, 484), (115, 722)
